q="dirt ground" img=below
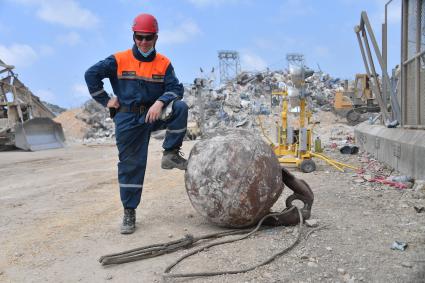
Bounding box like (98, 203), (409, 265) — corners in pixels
(1, 119), (424, 282)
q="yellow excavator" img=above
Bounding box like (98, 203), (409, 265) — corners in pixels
(333, 74), (380, 125)
(0, 59), (65, 151)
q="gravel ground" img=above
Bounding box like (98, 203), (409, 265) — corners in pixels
(0, 125), (424, 282)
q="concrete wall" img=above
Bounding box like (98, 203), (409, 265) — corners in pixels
(355, 123), (425, 179)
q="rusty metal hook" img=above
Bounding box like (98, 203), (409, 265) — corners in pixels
(263, 167), (314, 226)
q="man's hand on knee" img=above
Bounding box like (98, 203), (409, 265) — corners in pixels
(145, 100), (164, 123)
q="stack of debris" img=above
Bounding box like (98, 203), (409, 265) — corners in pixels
(183, 69), (343, 135)
(353, 151), (417, 190)
(56, 68), (343, 143)
(55, 99), (114, 143)
(305, 72), (342, 111)
(76, 99), (114, 142)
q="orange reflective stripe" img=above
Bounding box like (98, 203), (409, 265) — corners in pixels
(114, 49), (170, 82)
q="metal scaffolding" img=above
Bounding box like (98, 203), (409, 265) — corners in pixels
(286, 53), (305, 67)
(218, 50), (241, 84)
(355, 10), (401, 124)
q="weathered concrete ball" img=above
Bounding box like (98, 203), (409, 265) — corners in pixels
(185, 129), (283, 228)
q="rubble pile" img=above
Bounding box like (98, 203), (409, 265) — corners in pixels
(54, 99), (114, 143)
(183, 69), (343, 134)
(57, 69), (343, 143)
(352, 151), (419, 190)
(75, 99), (115, 142)
(305, 72), (342, 111)
(54, 108), (89, 141)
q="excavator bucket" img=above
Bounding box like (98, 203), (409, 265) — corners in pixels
(14, 117), (65, 151)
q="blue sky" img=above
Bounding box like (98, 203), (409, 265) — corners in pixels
(0, 0), (402, 108)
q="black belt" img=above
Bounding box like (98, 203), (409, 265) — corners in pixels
(109, 105), (148, 118)
(117, 105), (148, 114)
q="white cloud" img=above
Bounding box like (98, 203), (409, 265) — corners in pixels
(241, 52), (267, 71)
(0, 44), (38, 68)
(57, 31), (81, 46)
(12, 0), (99, 29)
(160, 20), (202, 44)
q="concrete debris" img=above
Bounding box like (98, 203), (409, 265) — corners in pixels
(183, 69), (343, 135)
(53, 67), (344, 143)
(413, 180), (425, 192)
(305, 219), (319, 227)
(76, 100), (115, 141)
(53, 108), (89, 141)
(54, 99), (115, 144)
(350, 151), (418, 190)
(391, 241), (408, 251)
(411, 180), (425, 199)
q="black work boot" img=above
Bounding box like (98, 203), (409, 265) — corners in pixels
(121, 208), (136, 234)
(161, 149), (188, 170)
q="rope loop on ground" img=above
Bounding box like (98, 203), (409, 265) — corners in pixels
(163, 207), (303, 278)
(100, 207), (307, 279)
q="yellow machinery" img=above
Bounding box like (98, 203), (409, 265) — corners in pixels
(333, 74), (380, 125)
(270, 89), (316, 172)
(258, 54), (358, 173)
(333, 90), (353, 111)
(0, 59), (65, 151)
(258, 88), (358, 173)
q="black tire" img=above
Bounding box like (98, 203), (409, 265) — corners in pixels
(346, 109), (361, 125)
(300, 159), (316, 173)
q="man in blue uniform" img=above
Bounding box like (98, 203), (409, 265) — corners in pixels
(85, 13), (188, 234)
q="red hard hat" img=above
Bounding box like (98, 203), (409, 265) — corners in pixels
(132, 13), (158, 33)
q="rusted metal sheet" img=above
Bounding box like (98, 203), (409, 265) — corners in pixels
(185, 129), (283, 228)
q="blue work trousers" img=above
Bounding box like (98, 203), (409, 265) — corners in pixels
(115, 100), (188, 209)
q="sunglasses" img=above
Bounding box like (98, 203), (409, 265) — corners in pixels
(134, 33), (156, 42)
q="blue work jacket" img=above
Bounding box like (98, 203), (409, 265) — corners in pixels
(85, 45), (184, 108)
